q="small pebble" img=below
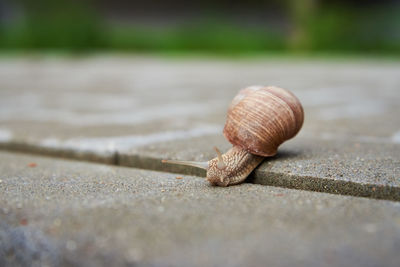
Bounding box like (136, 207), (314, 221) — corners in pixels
(364, 223), (377, 233)
(158, 206), (165, 212)
(125, 248), (143, 262)
(66, 240), (77, 251)
(53, 218), (62, 227)
(176, 176), (183, 179)
(28, 162), (37, 167)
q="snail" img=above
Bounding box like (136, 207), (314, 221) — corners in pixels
(162, 85), (304, 186)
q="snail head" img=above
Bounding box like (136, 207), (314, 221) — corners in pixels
(205, 147), (230, 186)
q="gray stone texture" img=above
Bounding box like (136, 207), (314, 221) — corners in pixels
(1, 151), (400, 267)
(0, 56), (399, 199)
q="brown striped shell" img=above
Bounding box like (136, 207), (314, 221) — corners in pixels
(223, 86), (304, 157)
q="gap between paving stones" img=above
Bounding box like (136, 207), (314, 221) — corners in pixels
(0, 142), (399, 202)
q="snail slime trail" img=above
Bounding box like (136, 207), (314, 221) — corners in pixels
(162, 86), (304, 187)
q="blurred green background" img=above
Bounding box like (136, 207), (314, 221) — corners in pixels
(0, 0), (399, 55)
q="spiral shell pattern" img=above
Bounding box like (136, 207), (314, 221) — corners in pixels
(223, 86), (304, 157)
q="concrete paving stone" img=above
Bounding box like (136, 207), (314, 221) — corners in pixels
(0, 56), (399, 198)
(1, 151), (400, 267)
(251, 138), (400, 200)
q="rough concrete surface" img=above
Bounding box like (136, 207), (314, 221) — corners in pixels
(1, 151), (400, 267)
(0, 56), (399, 199)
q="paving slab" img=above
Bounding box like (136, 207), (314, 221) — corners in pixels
(1, 151), (400, 267)
(0, 56), (399, 199)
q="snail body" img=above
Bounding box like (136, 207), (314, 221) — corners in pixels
(162, 86), (304, 186)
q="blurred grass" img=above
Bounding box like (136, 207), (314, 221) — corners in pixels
(0, 0), (105, 50)
(306, 7), (400, 53)
(107, 21), (286, 53)
(0, 1), (399, 55)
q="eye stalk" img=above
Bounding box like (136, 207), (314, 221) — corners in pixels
(160, 147), (226, 171)
(214, 146), (226, 170)
(161, 159), (208, 170)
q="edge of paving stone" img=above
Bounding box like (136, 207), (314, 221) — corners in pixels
(249, 170), (400, 202)
(0, 142), (205, 177)
(1, 142), (399, 201)
(0, 142), (116, 165)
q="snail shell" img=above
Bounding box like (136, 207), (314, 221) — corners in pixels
(224, 85), (304, 157)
